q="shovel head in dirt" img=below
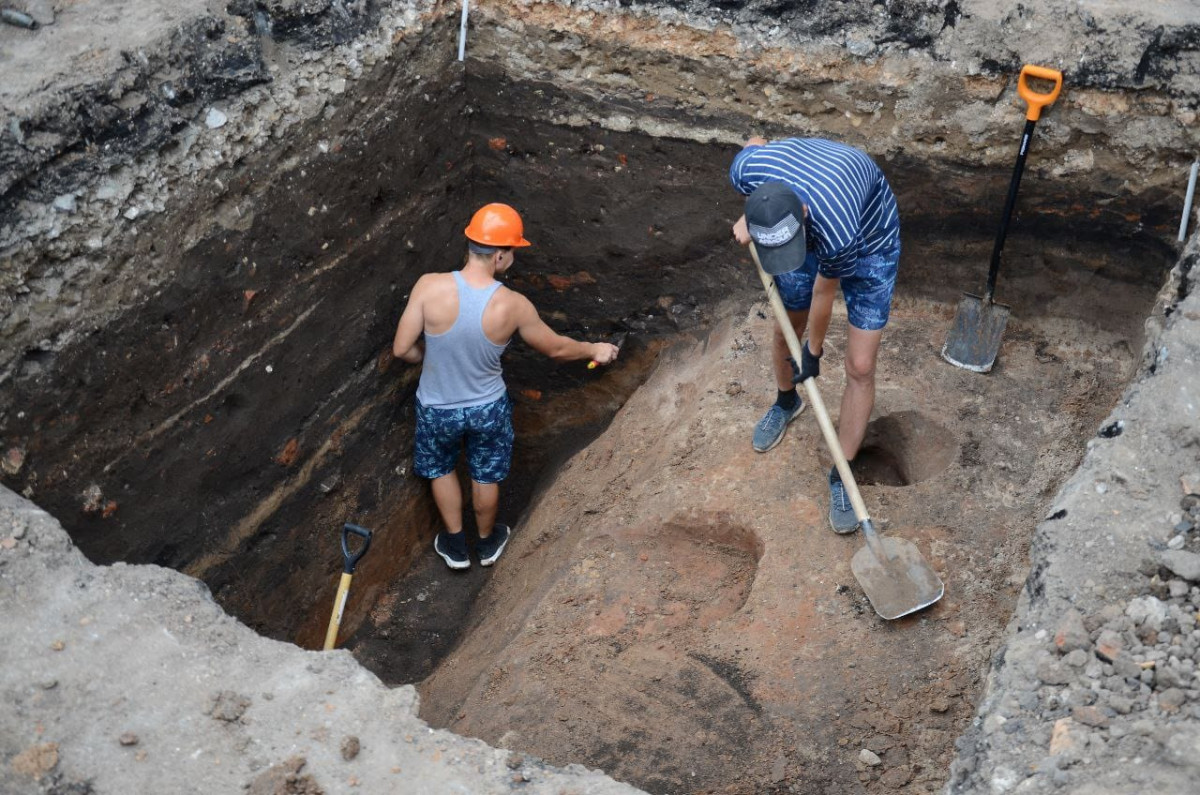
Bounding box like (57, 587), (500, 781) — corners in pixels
(850, 527), (946, 620)
(941, 293), (1011, 373)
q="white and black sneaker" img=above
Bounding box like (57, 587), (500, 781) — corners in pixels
(477, 524), (511, 567)
(434, 531), (470, 570)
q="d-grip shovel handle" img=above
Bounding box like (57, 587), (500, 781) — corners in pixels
(323, 523), (372, 650)
(1017, 64), (1063, 122)
(983, 64), (1064, 303)
(340, 523), (372, 574)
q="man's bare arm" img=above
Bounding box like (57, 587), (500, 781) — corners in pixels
(393, 278), (427, 363)
(807, 275), (837, 356)
(513, 294), (617, 364)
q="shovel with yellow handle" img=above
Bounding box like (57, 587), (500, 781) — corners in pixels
(323, 523), (373, 650)
(750, 242), (944, 620)
(942, 64), (1064, 373)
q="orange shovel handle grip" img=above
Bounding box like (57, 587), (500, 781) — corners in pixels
(1017, 64), (1063, 122)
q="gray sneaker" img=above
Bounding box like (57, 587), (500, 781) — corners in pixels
(752, 400), (805, 453)
(829, 475), (860, 534)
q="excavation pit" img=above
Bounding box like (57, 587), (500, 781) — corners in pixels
(0, 12), (1187, 795)
(850, 411), (957, 487)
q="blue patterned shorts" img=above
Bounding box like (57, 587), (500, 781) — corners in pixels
(414, 393), (514, 484)
(773, 246), (900, 331)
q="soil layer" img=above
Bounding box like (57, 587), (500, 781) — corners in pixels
(2, 2), (1196, 792)
(413, 228), (1165, 794)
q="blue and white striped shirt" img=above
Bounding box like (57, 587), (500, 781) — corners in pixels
(730, 138), (900, 278)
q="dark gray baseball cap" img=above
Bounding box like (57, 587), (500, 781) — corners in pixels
(745, 182), (806, 275)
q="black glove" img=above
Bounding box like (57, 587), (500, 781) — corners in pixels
(796, 340), (821, 383)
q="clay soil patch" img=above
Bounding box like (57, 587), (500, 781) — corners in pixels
(403, 240), (1156, 794)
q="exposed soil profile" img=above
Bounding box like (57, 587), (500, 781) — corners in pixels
(404, 213), (1165, 793)
(5, 68), (1174, 793)
(1, 4), (1190, 793)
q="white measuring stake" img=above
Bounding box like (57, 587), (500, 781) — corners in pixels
(1180, 160), (1199, 243)
(458, 0), (469, 61)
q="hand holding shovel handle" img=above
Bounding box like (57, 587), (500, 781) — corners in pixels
(323, 523), (373, 651)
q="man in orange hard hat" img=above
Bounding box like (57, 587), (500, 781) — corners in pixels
(393, 203), (619, 570)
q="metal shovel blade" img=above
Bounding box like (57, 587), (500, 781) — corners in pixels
(941, 293), (1011, 373)
(851, 537), (945, 620)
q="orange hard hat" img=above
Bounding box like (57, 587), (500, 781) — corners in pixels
(464, 203), (532, 247)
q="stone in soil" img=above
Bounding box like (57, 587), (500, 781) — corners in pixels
(1160, 550), (1200, 582)
(1096, 629), (1124, 662)
(1054, 608), (1090, 653)
(1037, 658), (1075, 686)
(1071, 705), (1110, 728)
(208, 691), (251, 723)
(1158, 689), (1188, 712)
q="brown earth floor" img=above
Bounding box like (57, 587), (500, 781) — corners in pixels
(391, 241), (1152, 795)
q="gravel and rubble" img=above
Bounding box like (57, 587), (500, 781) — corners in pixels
(0, 485), (644, 795)
(948, 247), (1200, 793)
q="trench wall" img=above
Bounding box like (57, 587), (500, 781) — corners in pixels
(4, 0), (1200, 376)
(1, 0), (1197, 647)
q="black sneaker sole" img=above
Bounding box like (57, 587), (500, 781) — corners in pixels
(434, 536), (470, 570)
(478, 525), (510, 567)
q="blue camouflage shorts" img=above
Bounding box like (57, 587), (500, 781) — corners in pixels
(773, 245), (900, 331)
(414, 393), (514, 484)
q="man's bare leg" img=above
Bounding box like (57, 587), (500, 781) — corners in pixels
(772, 308), (810, 390)
(473, 481), (499, 539)
(431, 472), (464, 535)
(826, 325), (882, 534)
(838, 325), (883, 461)
(753, 308), (811, 453)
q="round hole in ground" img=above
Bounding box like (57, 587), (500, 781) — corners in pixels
(851, 410), (958, 486)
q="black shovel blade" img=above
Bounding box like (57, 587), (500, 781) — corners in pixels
(851, 537), (945, 620)
(941, 293), (1011, 373)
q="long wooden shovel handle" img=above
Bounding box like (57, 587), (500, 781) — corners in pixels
(749, 243), (890, 561)
(323, 571), (354, 650)
(324, 523), (373, 650)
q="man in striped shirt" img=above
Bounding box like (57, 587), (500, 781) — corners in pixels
(729, 136), (901, 534)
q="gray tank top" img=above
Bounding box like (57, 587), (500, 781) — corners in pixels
(416, 271), (509, 409)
